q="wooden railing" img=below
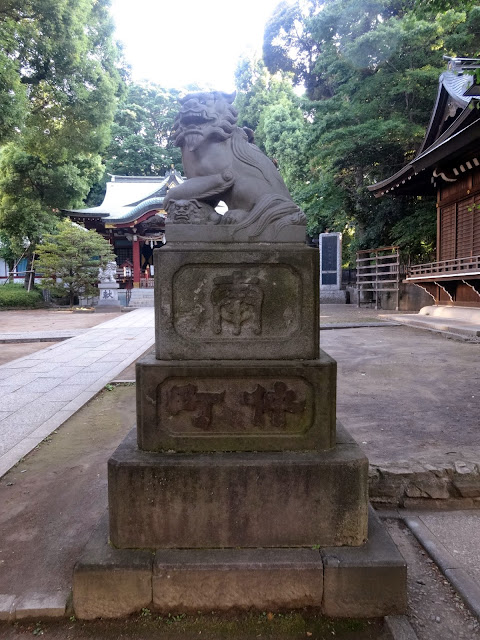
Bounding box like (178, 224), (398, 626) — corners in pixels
(356, 246), (400, 310)
(407, 255), (480, 279)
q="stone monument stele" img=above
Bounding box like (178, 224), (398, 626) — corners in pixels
(73, 91), (406, 620)
(319, 232), (348, 304)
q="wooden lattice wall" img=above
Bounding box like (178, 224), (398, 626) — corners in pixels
(438, 167), (480, 261)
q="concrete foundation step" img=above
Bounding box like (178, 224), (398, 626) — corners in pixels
(73, 507), (406, 620)
(388, 305), (480, 341)
(127, 289), (155, 307)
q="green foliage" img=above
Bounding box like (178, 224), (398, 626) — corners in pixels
(0, 283), (44, 308)
(35, 219), (115, 306)
(107, 83), (182, 176)
(0, 0), (124, 263)
(87, 82), (183, 206)
(261, 0), (479, 262)
(235, 56), (309, 189)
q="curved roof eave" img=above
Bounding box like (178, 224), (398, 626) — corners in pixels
(106, 197), (167, 224)
(367, 165), (415, 196)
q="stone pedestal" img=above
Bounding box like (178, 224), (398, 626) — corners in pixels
(154, 243), (319, 361)
(96, 282), (121, 311)
(73, 235), (407, 619)
(135, 354), (336, 452)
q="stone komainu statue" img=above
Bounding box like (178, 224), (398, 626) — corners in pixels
(164, 91), (305, 239)
(98, 261), (117, 283)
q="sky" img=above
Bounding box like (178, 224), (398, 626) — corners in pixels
(109, 0), (286, 92)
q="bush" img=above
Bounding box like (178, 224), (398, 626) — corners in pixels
(0, 283), (45, 308)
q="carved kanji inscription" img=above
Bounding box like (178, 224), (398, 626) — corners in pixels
(159, 376), (312, 437)
(166, 383), (225, 430)
(210, 270), (263, 336)
(242, 381), (305, 428)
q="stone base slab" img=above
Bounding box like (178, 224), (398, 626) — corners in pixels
(73, 509), (406, 619)
(73, 513), (153, 621)
(320, 290), (348, 304)
(153, 548), (323, 612)
(321, 506), (407, 617)
(136, 354), (336, 452)
(165, 224), (307, 244)
(108, 427), (368, 549)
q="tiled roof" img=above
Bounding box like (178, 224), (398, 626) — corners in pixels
(440, 71), (479, 107)
(65, 170), (184, 223)
(368, 68), (480, 197)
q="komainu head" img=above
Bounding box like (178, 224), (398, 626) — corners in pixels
(173, 91), (238, 151)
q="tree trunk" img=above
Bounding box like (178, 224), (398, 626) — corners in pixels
(23, 248), (35, 290)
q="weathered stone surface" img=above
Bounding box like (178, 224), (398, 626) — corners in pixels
(108, 428), (368, 550)
(321, 507), (407, 618)
(165, 223), (306, 243)
(154, 243), (318, 361)
(136, 354), (336, 452)
(73, 513), (153, 620)
(163, 91), (306, 242)
(152, 548), (323, 612)
(14, 594), (66, 620)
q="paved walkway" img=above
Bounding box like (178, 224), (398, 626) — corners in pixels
(0, 309), (155, 478)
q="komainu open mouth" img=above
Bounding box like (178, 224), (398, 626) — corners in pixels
(181, 110), (210, 127)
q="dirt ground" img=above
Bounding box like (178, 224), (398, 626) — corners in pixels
(0, 386), (136, 602)
(384, 518), (480, 639)
(320, 322), (480, 468)
(0, 342), (57, 366)
(0, 306), (480, 638)
(0, 613), (389, 640)
(0, 309), (122, 333)
(0, 384), (478, 639)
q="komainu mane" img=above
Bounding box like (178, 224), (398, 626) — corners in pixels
(164, 91), (305, 239)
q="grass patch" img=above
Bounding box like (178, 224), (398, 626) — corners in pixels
(0, 283), (45, 308)
(10, 612), (388, 639)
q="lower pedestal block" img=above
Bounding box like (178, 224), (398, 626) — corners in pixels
(108, 427), (368, 549)
(72, 509), (407, 619)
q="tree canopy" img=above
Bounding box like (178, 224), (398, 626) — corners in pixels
(106, 83), (182, 176)
(0, 0), (123, 260)
(261, 0), (480, 262)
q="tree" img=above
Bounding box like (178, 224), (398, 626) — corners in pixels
(106, 83), (182, 176)
(262, 0), (480, 261)
(0, 0), (124, 272)
(86, 83), (183, 206)
(234, 56), (310, 195)
(35, 219), (115, 306)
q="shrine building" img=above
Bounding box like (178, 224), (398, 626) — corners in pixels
(66, 168), (184, 288)
(368, 57), (480, 309)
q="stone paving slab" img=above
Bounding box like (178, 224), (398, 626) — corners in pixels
(0, 309), (154, 478)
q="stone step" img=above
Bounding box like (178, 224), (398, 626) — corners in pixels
(128, 301), (154, 308)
